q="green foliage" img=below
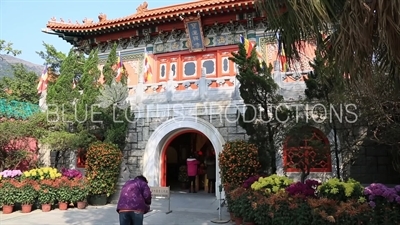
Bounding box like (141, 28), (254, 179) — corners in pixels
(36, 42), (66, 73)
(15, 180), (39, 205)
(40, 130), (93, 151)
(70, 178), (89, 202)
(95, 80), (131, 149)
(229, 43), (286, 173)
(47, 49), (82, 111)
(0, 179), (18, 205)
(57, 178), (73, 203)
(317, 178), (364, 202)
(102, 43), (118, 85)
(0, 64), (40, 103)
(38, 181), (57, 204)
(250, 174), (293, 194)
(0, 40), (21, 56)
(85, 142), (123, 197)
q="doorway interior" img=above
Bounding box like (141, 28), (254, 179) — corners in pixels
(163, 131), (215, 191)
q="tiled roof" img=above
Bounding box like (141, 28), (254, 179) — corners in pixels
(46, 0), (254, 33)
(0, 99), (40, 120)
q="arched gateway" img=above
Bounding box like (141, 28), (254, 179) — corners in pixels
(143, 116), (225, 198)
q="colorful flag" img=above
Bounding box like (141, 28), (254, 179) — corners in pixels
(277, 35), (288, 72)
(115, 51), (123, 82)
(144, 49), (153, 83)
(37, 65), (48, 94)
(239, 34), (254, 58)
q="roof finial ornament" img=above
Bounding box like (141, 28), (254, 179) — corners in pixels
(136, 1), (148, 15)
(60, 18), (64, 23)
(82, 17), (94, 24)
(98, 13), (107, 23)
(50, 17), (56, 22)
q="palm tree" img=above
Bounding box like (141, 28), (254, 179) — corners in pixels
(255, 0), (400, 83)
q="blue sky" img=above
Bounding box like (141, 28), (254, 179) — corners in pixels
(0, 0), (190, 65)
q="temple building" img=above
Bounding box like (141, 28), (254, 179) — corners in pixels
(43, 0), (398, 198)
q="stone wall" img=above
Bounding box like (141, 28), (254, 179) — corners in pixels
(123, 101), (248, 179)
(350, 142), (400, 184)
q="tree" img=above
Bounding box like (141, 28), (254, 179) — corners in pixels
(36, 42), (66, 73)
(304, 52), (368, 179)
(0, 64), (40, 103)
(45, 49), (85, 167)
(0, 40), (21, 56)
(102, 43), (118, 85)
(230, 44), (288, 174)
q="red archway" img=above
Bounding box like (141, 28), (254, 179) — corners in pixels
(160, 129), (210, 187)
(283, 127), (331, 173)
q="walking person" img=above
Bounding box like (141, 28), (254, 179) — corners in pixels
(205, 154), (216, 193)
(116, 175), (152, 225)
(187, 155), (199, 193)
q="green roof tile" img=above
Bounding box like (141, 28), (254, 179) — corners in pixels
(0, 99), (40, 120)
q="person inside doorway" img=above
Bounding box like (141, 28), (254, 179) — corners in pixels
(186, 155), (199, 193)
(205, 154), (216, 193)
(116, 175), (152, 225)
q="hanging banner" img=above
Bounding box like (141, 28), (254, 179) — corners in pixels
(183, 15), (206, 52)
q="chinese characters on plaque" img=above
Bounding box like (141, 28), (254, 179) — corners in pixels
(183, 15), (206, 52)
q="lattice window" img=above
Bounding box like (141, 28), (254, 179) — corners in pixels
(283, 128), (331, 172)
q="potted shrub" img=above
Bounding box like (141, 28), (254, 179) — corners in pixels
(178, 165), (189, 189)
(230, 187), (247, 225)
(38, 179), (57, 212)
(219, 140), (261, 187)
(85, 142), (122, 206)
(0, 179), (18, 214)
(242, 189), (257, 225)
(56, 177), (73, 210)
(71, 178), (89, 209)
(15, 179), (39, 213)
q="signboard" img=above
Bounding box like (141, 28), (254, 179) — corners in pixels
(184, 15), (206, 52)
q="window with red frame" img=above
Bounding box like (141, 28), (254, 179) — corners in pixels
(283, 128), (331, 172)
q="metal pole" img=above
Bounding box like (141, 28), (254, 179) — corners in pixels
(210, 184), (229, 223)
(218, 189), (222, 220)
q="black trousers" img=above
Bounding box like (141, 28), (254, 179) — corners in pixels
(188, 176), (196, 187)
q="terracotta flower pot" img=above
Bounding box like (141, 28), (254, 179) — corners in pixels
(77, 201), (87, 209)
(244, 222), (255, 225)
(41, 204), (52, 212)
(230, 212), (236, 223)
(59, 202), (68, 210)
(235, 217), (243, 225)
(21, 204), (32, 213)
(2, 205), (13, 214)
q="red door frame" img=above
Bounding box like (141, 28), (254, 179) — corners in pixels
(160, 129), (206, 187)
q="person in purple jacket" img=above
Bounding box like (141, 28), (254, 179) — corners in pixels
(116, 175), (152, 225)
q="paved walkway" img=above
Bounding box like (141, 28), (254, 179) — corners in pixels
(0, 192), (231, 225)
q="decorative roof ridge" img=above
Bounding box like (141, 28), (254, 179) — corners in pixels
(46, 0), (252, 29)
